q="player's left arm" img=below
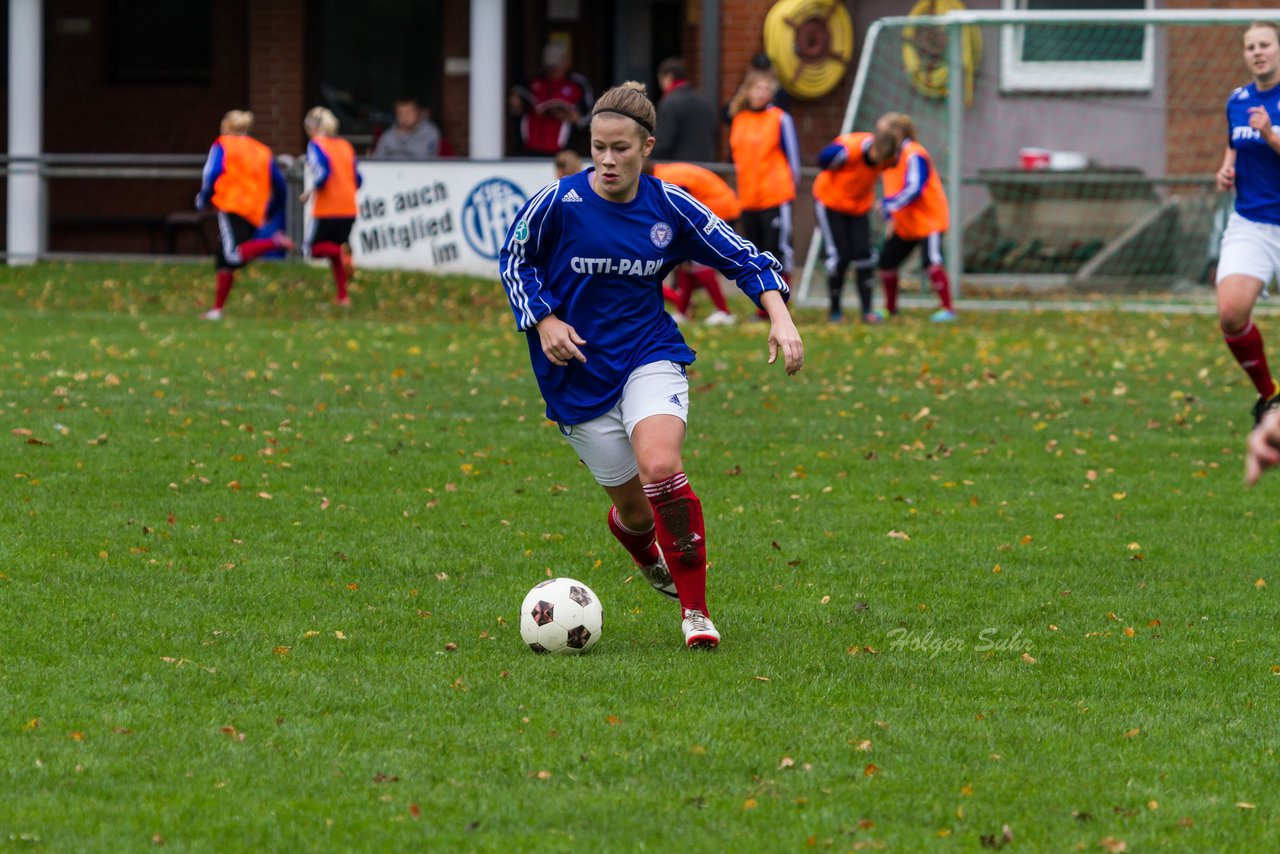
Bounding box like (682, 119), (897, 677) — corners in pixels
(662, 183), (787, 306)
(1247, 106), (1280, 155)
(778, 111), (802, 191)
(881, 153), (926, 216)
(266, 159), (288, 220)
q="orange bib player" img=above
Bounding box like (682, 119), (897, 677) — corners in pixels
(813, 129), (896, 323)
(876, 113), (955, 323)
(650, 161), (742, 325)
(301, 107), (362, 306)
(729, 69), (800, 311)
(195, 110), (293, 320)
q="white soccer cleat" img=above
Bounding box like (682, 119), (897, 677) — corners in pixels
(682, 608), (720, 648)
(668, 310), (688, 325)
(703, 310), (736, 326)
(201, 308), (223, 321)
(638, 553), (679, 600)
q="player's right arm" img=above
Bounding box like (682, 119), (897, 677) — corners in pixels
(195, 142), (224, 210)
(1213, 148), (1233, 192)
(499, 182), (563, 332)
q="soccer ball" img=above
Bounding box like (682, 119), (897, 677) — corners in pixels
(519, 577), (603, 654)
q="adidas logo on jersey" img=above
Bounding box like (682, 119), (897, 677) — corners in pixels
(561, 189), (584, 203)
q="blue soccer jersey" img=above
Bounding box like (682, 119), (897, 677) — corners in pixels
(500, 169), (788, 425)
(1226, 83), (1280, 226)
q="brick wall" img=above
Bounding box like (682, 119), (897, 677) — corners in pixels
(1165, 0), (1276, 176)
(441, 1), (471, 155)
(247, 0), (306, 156)
(38, 0), (251, 252)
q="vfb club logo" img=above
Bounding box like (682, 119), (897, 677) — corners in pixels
(462, 178), (528, 261)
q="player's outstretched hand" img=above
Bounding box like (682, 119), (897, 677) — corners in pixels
(1245, 408), (1280, 487)
(535, 314), (587, 366)
(758, 290), (804, 375)
(768, 316), (805, 375)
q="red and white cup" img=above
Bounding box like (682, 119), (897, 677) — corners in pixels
(1018, 148), (1051, 170)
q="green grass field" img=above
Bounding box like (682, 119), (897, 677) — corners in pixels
(2, 261), (1277, 851)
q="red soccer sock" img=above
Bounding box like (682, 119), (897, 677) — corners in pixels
(927, 264), (953, 311)
(214, 269), (234, 309)
(675, 269), (697, 314)
(643, 472), (708, 614)
(607, 505), (661, 568)
(312, 241), (348, 300)
(881, 270), (900, 315)
(662, 285), (683, 308)
(1224, 321), (1278, 398)
(237, 237), (279, 263)
(693, 266), (730, 313)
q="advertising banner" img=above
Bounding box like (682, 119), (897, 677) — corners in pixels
(347, 160), (557, 275)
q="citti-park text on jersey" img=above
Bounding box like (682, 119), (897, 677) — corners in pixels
(570, 257), (664, 276)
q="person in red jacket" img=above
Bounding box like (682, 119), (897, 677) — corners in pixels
(509, 42), (595, 156)
(195, 110), (293, 320)
(813, 128), (899, 323)
(729, 70), (800, 318)
(876, 113), (955, 323)
(648, 160), (742, 325)
(300, 106), (361, 306)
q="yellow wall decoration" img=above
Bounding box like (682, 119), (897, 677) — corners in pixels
(763, 0), (855, 101)
(902, 0), (982, 104)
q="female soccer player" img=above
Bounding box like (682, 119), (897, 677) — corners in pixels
(1215, 20), (1280, 424)
(813, 127), (900, 323)
(728, 69), (800, 315)
(195, 110), (292, 320)
(647, 159), (742, 325)
(300, 106), (361, 307)
(875, 113), (955, 323)
(500, 82), (804, 649)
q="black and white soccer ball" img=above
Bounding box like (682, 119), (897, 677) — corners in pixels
(519, 577), (603, 654)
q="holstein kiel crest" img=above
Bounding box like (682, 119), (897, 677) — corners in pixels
(649, 221), (673, 249)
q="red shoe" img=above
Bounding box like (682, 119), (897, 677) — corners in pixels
(273, 233), (296, 252)
(336, 296), (352, 308)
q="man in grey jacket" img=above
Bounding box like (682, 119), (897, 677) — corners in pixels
(371, 98), (441, 160)
(651, 58), (719, 163)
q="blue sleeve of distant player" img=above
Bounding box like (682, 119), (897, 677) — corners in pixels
(266, 160), (287, 220)
(661, 183), (788, 308)
(307, 141), (332, 189)
(817, 142), (848, 170)
(779, 111), (801, 189)
(882, 153), (927, 215)
(196, 143), (224, 210)
(499, 182), (562, 330)
(355, 163), (363, 190)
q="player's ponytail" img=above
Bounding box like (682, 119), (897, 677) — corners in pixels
(592, 82), (657, 139)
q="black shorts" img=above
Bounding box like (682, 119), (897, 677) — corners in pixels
(737, 203), (794, 269)
(215, 211), (257, 270)
(307, 217), (355, 250)
(879, 232), (945, 272)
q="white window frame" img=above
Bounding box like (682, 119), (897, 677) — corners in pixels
(999, 0), (1155, 93)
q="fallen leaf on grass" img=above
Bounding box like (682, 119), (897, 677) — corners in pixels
(887, 530), (910, 541)
(1099, 837), (1128, 853)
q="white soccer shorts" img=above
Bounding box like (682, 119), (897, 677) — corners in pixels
(1217, 212), (1280, 292)
(557, 360), (690, 487)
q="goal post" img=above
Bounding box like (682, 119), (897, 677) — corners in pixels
(797, 9), (1274, 307)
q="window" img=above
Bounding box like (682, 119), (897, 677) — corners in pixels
(1000, 0), (1154, 93)
(309, 0), (443, 141)
(108, 0), (212, 84)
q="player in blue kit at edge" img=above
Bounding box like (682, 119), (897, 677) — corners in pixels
(1215, 20), (1280, 425)
(500, 81), (805, 649)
